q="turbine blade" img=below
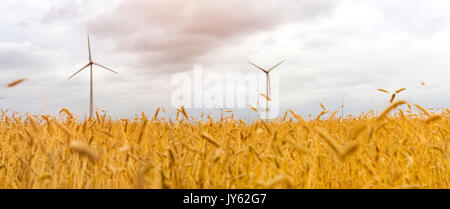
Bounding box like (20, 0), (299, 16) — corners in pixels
(88, 35), (92, 62)
(268, 60), (285, 72)
(68, 63), (90, 80)
(248, 61), (268, 73)
(93, 62), (118, 74)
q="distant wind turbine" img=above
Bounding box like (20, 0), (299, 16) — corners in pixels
(68, 35), (118, 119)
(248, 60), (284, 120)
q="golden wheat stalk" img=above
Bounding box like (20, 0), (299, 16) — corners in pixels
(58, 108), (74, 119)
(315, 128), (358, 161)
(201, 132), (221, 147)
(7, 78), (26, 87)
(339, 142), (358, 160)
(259, 93), (271, 101)
(316, 110), (329, 120)
(261, 120), (272, 134)
(54, 122), (73, 137)
(153, 107), (161, 120)
(137, 118), (148, 144)
(320, 102), (326, 110)
(69, 140), (100, 161)
(283, 138), (307, 154)
(425, 115), (441, 123)
(288, 109), (305, 123)
(249, 104), (258, 112)
(315, 128), (341, 156)
(377, 100), (407, 120)
(135, 164), (151, 189)
(377, 89), (389, 93)
(328, 110), (339, 120)
(414, 104), (431, 116)
(395, 88), (406, 94)
(180, 106), (188, 118)
(390, 93), (396, 103)
(257, 173), (293, 188)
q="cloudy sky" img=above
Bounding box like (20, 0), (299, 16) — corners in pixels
(1, 0), (449, 119)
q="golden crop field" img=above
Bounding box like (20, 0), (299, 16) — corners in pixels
(0, 101), (448, 189)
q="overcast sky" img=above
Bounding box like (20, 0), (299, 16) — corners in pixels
(0, 0), (449, 119)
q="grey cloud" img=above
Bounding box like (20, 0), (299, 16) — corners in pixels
(374, 0), (450, 38)
(0, 42), (67, 77)
(41, 1), (82, 24)
(0, 43), (42, 69)
(86, 0), (340, 72)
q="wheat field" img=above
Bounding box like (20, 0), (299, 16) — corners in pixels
(0, 101), (448, 189)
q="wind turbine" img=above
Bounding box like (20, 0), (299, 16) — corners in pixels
(68, 35), (118, 119)
(248, 60), (284, 120)
(216, 105), (224, 121)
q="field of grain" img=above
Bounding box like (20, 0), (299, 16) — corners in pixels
(0, 102), (448, 189)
